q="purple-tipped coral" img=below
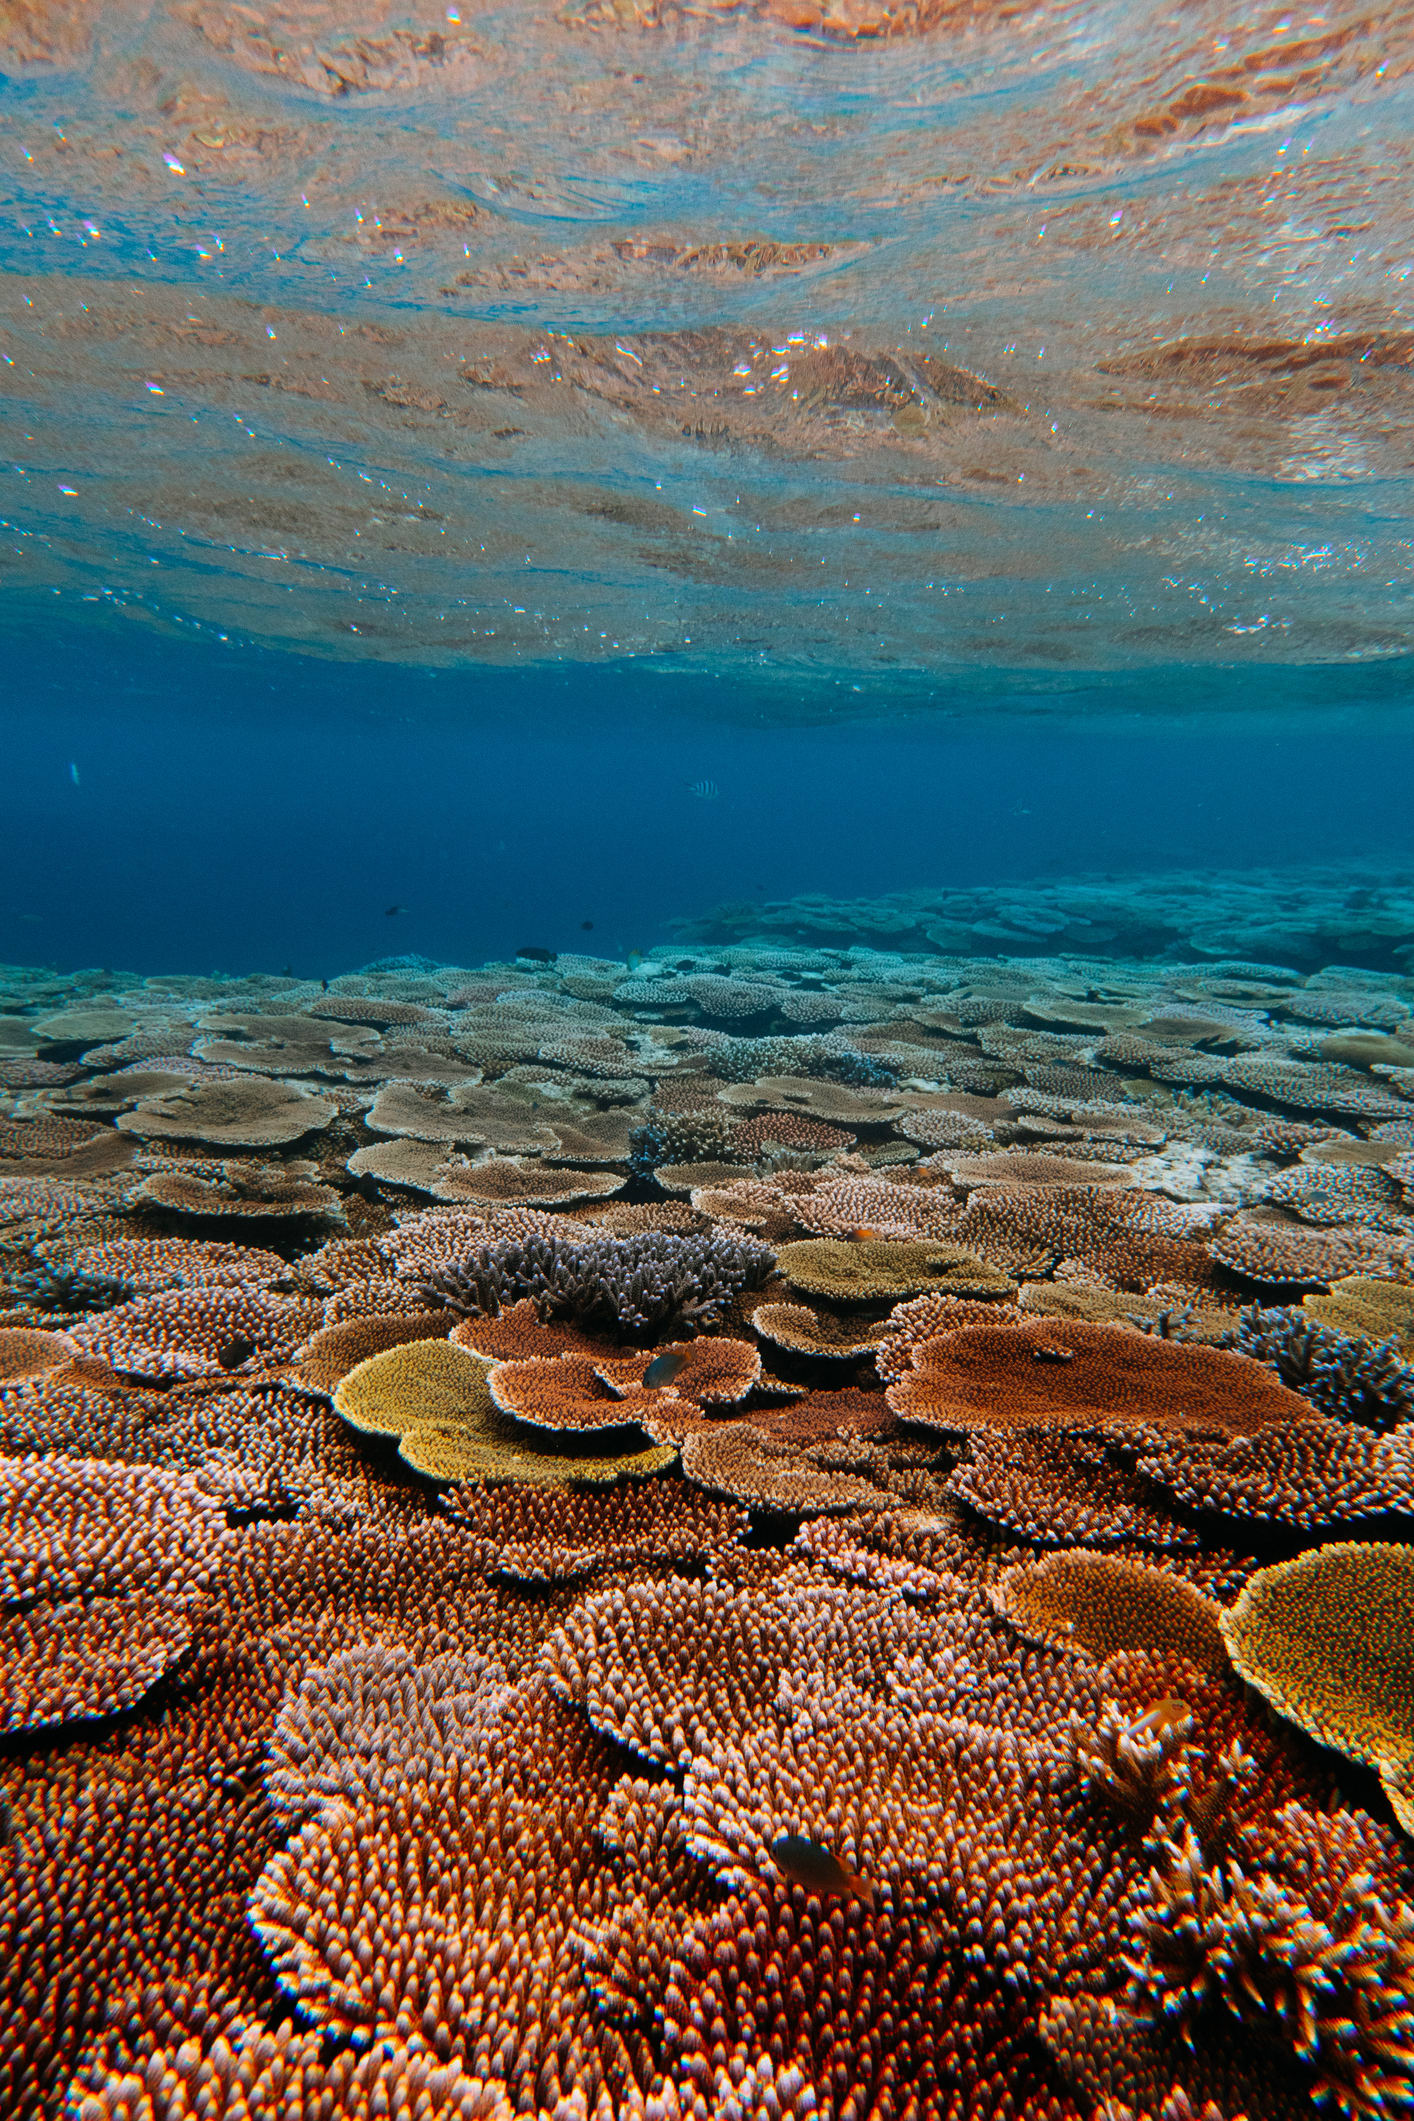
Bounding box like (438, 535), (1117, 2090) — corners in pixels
(407, 1227), (774, 1333)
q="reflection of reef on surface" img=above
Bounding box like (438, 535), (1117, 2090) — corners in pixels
(5, 929), (1414, 2118)
(1, 0), (1412, 671)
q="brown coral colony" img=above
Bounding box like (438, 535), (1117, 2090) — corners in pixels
(4, 941), (1414, 2121)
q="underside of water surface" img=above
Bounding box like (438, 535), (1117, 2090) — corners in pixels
(4, 6), (1414, 2121)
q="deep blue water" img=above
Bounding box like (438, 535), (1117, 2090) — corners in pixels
(3, 621), (1413, 974)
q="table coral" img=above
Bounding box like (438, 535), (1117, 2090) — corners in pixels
(777, 1235), (1014, 1304)
(5, 938), (1414, 2121)
(888, 1318), (1312, 1439)
(1, 1454), (228, 1733)
(333, 1336), (675, 1482)
(1222, 1542), (1414, 1831)
(994, 1551), (1228, 1670)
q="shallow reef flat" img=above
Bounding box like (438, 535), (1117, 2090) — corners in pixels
(7, 927), (1414, 2119)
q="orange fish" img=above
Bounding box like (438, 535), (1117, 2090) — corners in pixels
(851, 1227), (882, 1242)
(770, 1834), (874, 1903)
(1132, 1697), (1191, 1736)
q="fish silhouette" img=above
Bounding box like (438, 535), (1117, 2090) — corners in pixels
(216, 1336), (256, 1371)
(384, 904), (408, 917)
(770, 1834), (874, 1903)
(516, 945), (556, 964)
(686, 778), (720, 800)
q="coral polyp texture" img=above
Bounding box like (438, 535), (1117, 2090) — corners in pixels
(4, 936), (1414, 2120)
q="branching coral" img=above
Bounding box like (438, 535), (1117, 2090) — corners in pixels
(410, 1228), (774, 1332)
(1235, 1304), (1414, 1430)
(1122, 1824), (1414, 2117)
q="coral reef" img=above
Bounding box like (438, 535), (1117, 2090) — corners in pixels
(1, 935), (1413, 2121)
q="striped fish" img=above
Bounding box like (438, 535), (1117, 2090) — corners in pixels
(686, 778), (720, 799)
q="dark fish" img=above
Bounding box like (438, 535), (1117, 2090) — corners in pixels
(643, 1349), (686, 1389)
(384, 904), (408, 917)
(771, 1834), (873, 1903)
(516, 945), (556, 964)
(216, 1336), (256, 1371)
(580, 920), (594, 931)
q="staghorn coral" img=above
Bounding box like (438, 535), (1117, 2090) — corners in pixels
(1222, 1542), (1414, 1833)
(776, 1235), (1014, 1305)
(1121, 1823), (1414, 2117)
(1, 1455), (228, 1733)
(1235, 1305), (1414, 1430)
(12, 943), (1414, 2121)
(412, 1227), (774, 1333)
(888, 1318), (1313, 1439)
(994, 1551), (1228, 1671)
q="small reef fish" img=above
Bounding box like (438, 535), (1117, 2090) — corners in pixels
(770, 1834), (874, 1904)
(686, 779), (720, 800)
(625, 950), (645, 971)
(384, 904), (408, 917)
(580, 920), (595, 931)
(69, 762), (80, 786)
(516, 944), (557, 964)
(643, 1349), (687, 1388)
(851, 1226), (883, 1241)
(1131, 1697), (1191, 1737)
(216, 1336), (256, 1371)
